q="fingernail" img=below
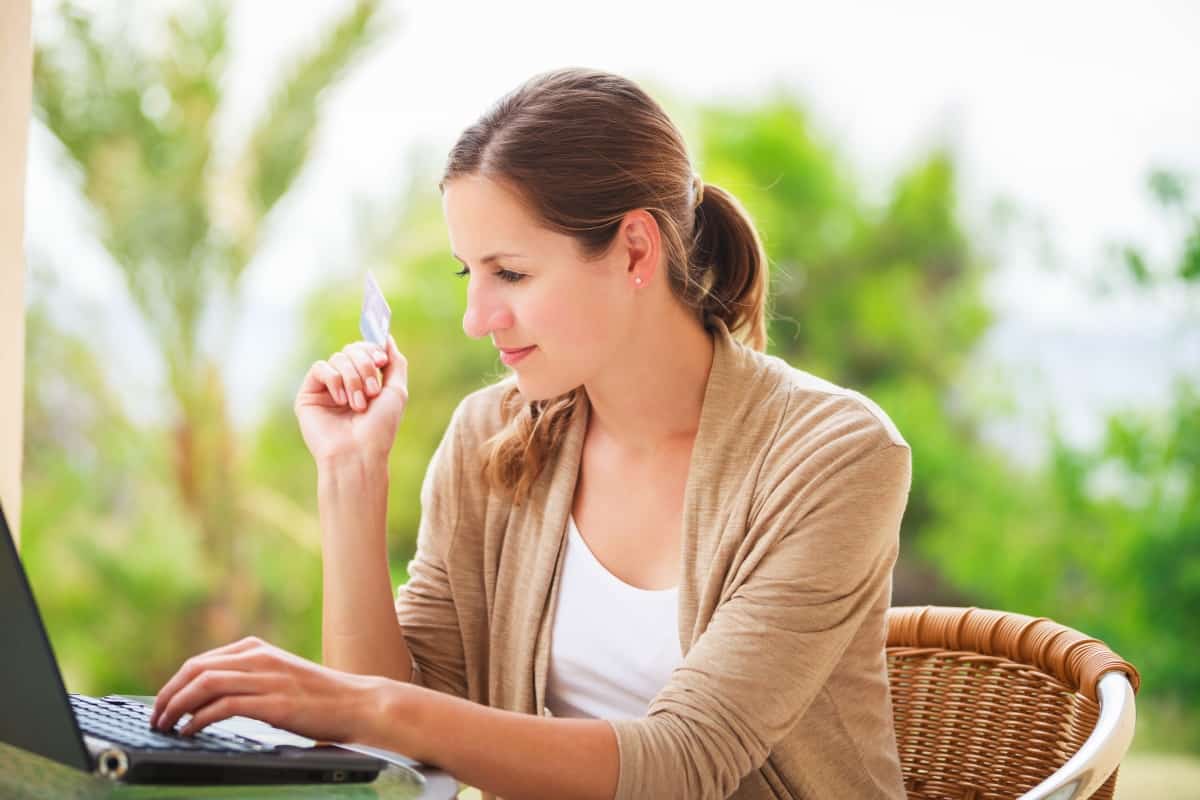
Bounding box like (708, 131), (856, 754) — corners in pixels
(366, 377), (379, 395)
(354, 390), (365, 409)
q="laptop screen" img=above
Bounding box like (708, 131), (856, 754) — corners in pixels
(0, 502), (92, 771)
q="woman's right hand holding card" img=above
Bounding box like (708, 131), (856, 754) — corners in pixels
(294, 334), (408, 466)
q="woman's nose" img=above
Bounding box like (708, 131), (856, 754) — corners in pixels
(462, 290), (515, 339)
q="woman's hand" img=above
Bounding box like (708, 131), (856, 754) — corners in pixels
(295, 335), (408, 464)
(149, 636), (381, 742)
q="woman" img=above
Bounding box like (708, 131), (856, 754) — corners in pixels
(150, 67), (912, 800)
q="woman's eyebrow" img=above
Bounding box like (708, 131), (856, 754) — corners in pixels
(451, 251), (524, 265)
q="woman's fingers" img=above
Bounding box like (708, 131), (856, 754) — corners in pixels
(295, 341), (391, 413)
(329, 352), (366, 411)
(345, 342), (385, 398)
(149, 640), (366, 744)
(314, 360), (346, 405)
(156, 670), (277, 735)
(381, 335), (408, 394)
(297, 360), (341, 405)
(363, 340), (389, 369)
(151, 639), (267, 727)
(180, 694), (280, 738)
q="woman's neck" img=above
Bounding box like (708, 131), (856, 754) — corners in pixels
(582, 307), (714, 458)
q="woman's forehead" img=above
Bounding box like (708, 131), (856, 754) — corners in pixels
(443, 177), (566, 262)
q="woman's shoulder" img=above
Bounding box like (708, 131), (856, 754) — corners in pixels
(727, 352), (913, 528)
(781, 362), (904, 449)
(711, 320), (906, 458)
(738, 347), (909, 467)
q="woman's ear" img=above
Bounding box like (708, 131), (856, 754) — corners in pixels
(621, 209), (662, 283)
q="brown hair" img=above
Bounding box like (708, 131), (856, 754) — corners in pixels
(439, 67), (770, 506)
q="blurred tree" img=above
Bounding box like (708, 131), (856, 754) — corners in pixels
(921, 168), (1200, 749)
(25, 0), (385, 690)
(22, 285), (211, 690)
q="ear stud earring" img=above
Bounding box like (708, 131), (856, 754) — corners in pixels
(634, 277), (643, 285)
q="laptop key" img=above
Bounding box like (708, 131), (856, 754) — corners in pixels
(70, 695), (273, 753)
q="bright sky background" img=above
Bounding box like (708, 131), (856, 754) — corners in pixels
(25, 0), (1200, 462)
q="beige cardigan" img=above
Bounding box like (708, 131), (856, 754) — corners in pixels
(395, 317), (912, 799)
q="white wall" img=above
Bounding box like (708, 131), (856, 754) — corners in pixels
(1, 0), (31, 544)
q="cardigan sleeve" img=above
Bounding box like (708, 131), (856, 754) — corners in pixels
(393, 405), (470, 700)
(607, 440), (912, 800)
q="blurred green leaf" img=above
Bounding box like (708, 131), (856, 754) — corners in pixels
(1181, 226), (1200, 282)
(1150, 168), (1189, 209)
(240, 0), (386, 257)
(1125, 245), (1152, 285)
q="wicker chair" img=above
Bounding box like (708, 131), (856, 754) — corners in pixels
(885, 606), (1141, 800)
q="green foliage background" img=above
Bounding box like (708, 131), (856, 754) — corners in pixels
(19, 0), (1200, 759)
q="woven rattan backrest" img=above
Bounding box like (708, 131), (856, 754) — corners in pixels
(885, 606), (1140, 800)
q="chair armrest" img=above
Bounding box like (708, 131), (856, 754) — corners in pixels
(1019, 671), (1137, 800)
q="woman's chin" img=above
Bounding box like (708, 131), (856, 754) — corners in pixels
(513, 378), (551, 403)
(511, 373), (579, 405)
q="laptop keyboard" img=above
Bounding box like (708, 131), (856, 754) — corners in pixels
(70, 695), (275, 753)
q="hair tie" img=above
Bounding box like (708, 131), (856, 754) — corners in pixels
(692, 173), (704, 210)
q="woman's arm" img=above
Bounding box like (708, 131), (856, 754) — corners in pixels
(318, 451), (412, 682)
(368, 682), (619, 800)
(294, 334), (415, 682)
(391, 401), (471, 698)
(604, 440), (912, 799)
(150, 638), (616, 800)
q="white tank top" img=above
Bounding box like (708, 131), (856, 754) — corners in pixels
(544, 513), (683, 719)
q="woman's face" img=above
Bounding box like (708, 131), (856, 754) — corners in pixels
(442, 174), (640, 402)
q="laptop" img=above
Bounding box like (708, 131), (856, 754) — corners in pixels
(0, 501), (386, 784)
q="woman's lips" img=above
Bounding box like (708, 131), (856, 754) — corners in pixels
(499, 345), (536, 365)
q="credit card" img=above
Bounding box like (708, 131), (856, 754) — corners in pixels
(359, 270), (391, 347)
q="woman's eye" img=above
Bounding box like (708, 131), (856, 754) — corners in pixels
(453, 266), (525, 283)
